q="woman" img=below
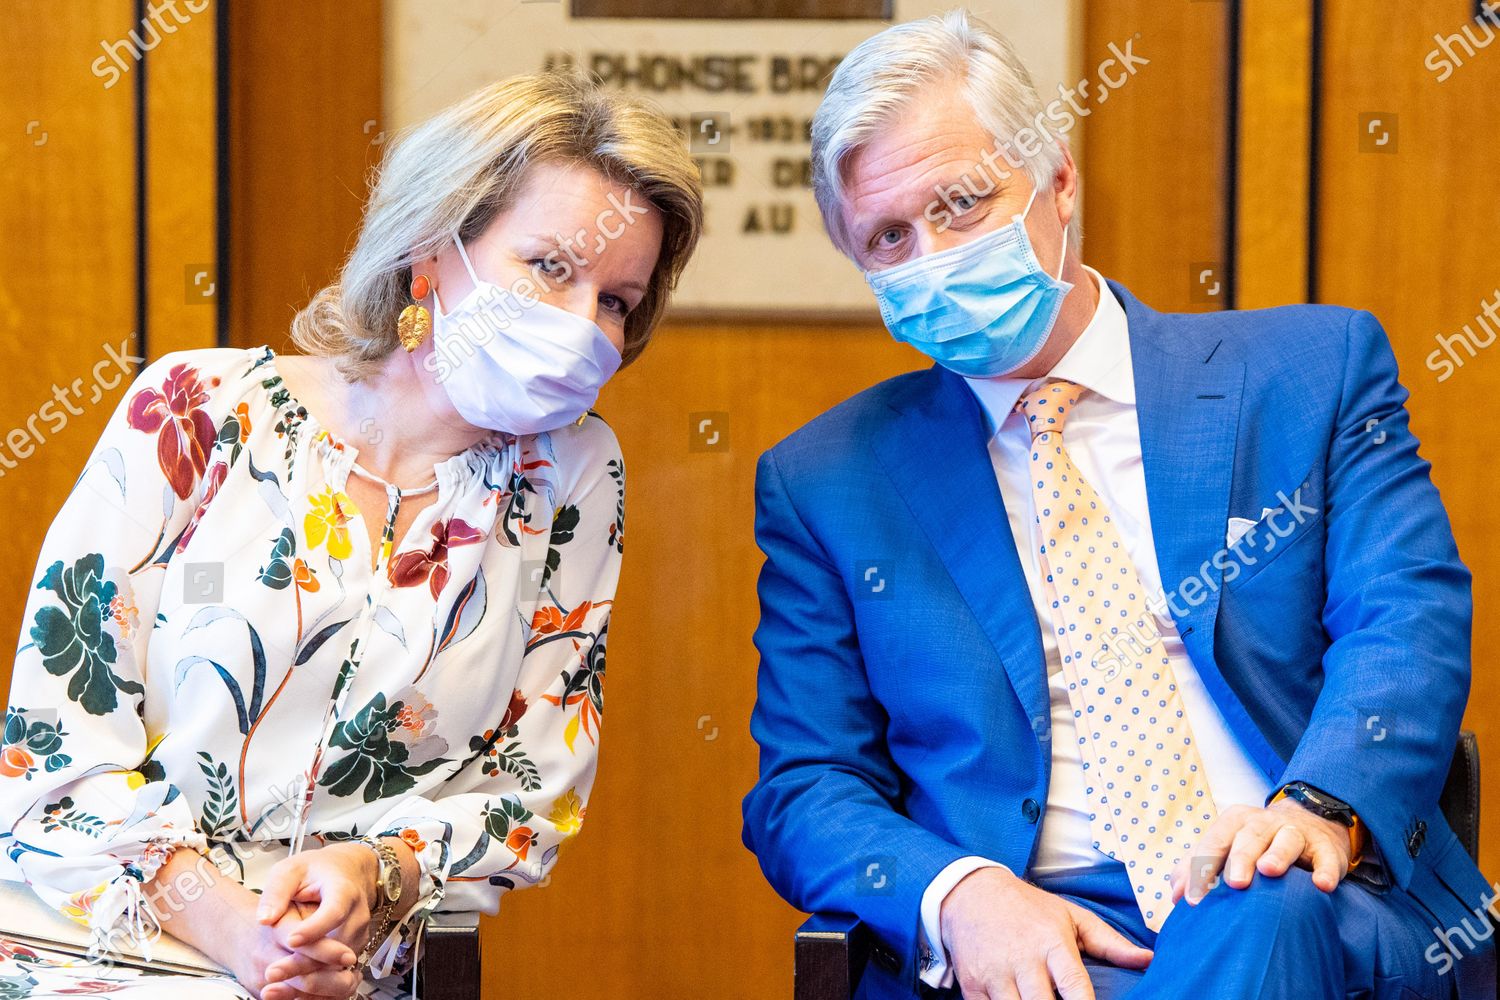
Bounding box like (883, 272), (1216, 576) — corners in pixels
(0, 71), (701, 999)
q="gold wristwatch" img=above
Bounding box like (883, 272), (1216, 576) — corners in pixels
(353, 837), (403, 976)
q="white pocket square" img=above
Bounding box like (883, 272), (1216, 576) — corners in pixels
(1226, 507), (1279, 547)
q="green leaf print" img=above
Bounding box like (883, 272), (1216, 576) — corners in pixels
(41, 796), (104, 837)
(1, 706), (71, 778)
(29, 554), (144, 716)
(317, 691), (451, 804)
(482, 795), (535, 843)
(257, 528), (298, 590)
(196, 751), (239, 839)
(0, 973), (36, 999)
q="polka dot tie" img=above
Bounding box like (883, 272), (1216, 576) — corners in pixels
(1016, 379), (1217, 931)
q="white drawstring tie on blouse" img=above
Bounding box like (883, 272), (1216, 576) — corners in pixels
(88, 874), (164, 964)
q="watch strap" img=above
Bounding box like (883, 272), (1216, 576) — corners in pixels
(1270, 783), (1365, 868)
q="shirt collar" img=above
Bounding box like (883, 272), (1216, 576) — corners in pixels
(963, 266), (1134, 438)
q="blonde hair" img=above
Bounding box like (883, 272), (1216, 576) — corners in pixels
(291, 72), (703, 381)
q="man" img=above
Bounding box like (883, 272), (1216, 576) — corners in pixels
(741, 10), (1496, 1000)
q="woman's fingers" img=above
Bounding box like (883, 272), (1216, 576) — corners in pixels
(262, 983), (329, 1000)
(258, 858), (308, 925)
(280, 965), (361, 999)
(285, 883), (360, 947)
(265, 950), (354, 985)
(272, 919), (358, 966)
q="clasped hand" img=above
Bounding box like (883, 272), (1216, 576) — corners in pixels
(246, 843), (381, 1000)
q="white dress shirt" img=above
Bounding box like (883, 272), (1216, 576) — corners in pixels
(915, 267), (1273, 988)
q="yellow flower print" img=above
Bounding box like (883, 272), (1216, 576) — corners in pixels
(60, 881), (106, 927)
(124, 732), (168, 789)
(305, 485), (359, 561)
(547, 787), (586, 838)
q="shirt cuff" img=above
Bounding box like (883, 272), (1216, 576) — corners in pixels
(917, 856), (1010, 989)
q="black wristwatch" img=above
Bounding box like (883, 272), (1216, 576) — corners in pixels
(1274, 781), (1356, 826)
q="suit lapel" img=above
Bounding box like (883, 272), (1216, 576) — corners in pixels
(1116, 282), (1245, 659)
(1118, 283), (1291, 777)
(873, 368), (1049, 729)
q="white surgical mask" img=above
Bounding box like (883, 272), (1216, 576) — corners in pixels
(429, 233), (622, 434)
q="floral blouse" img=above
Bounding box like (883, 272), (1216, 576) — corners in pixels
(0, 345), (622, 981)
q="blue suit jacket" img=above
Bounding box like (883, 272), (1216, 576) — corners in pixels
(742, 280), (1495, 998)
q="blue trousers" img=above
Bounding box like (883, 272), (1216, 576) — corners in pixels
(1032, 860), (1461, 1000)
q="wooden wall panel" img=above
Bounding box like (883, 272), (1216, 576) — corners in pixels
(225, 0), (384, 353)
(1235, 0), (1313, 308)
(0, 1), (139, 701)
(496, 321), (923, 999)
(1316, 0), (1500, 877)
(146, 0), (218, 356)
(1081, 0), (1231, 312)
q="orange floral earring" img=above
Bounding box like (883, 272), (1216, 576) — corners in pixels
(398, 272), (432, 352)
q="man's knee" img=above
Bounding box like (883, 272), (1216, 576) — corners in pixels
(1183, 865), (1339, 935)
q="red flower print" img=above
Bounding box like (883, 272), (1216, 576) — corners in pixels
(176, 460), (228, 553)
(126, 363), (220, 499)
(56, 983), (130, 994)
(388, 517), (484, 600)
(499, 689), (528, 730)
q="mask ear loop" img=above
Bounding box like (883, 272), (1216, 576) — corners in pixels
(453, 233), (482, 285)
(433, 233), (484, 321)
(1012, 183), (1042, 229)
(1053, 218), (1069, 281)
(1014, 181), (1069, 282)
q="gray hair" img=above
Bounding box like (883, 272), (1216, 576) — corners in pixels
(292, 71), (703, 381)
(811, 8), (1081, 259)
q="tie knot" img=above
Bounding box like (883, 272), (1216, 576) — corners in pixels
(1015, 379), (1082, 439)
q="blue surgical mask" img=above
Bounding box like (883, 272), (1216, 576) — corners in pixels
(866, 186), (1073, 378)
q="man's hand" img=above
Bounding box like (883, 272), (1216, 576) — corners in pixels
(1170, 799), (1355, 905)
(940, 866), (1153, 1000)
